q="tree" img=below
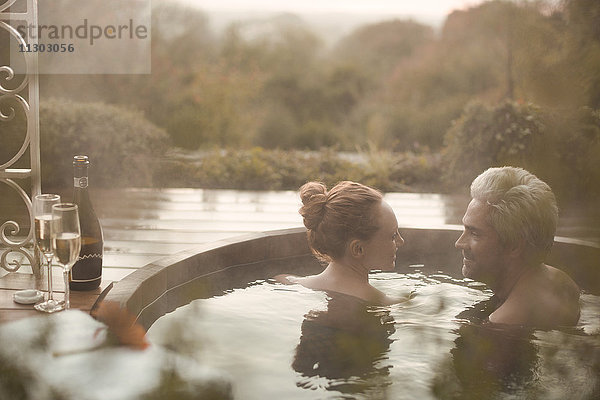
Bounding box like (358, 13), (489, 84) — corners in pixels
(332, 19), (434, 78)
(559, 0), (600, 107)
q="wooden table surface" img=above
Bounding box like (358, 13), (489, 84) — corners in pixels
(0, 269), (113, 324)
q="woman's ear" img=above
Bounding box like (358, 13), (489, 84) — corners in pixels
(349, 239), (364, 258)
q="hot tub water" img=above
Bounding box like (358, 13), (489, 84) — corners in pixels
(148, 270), (600, 400)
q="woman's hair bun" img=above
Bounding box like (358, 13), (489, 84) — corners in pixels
(300, 182), (327, 205)
(299, 182), (328, 230)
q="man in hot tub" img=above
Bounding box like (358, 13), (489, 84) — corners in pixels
(455, 166), (580, 328)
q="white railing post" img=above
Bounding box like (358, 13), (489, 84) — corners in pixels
(0, 0), (41, 274)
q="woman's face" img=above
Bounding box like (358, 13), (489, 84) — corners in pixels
(361, 201), (404, 271)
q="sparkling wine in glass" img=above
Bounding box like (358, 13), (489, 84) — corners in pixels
(33, 194), (64, 313)
(51, 203), (81, 310)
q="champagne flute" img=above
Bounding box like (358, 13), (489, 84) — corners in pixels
(51, 203), (82, 310)
(33, 194), (64, 313)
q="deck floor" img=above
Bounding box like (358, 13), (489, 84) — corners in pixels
(90, 188), (473, 282)
(1, 188), (598, 323)
(4, 187), (599, 283)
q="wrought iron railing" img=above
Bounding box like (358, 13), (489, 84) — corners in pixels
(0, 0), (41, 273)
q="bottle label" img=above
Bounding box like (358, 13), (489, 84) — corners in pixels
(77, 253), (102, 261)
(71, 237), (102, 290)
(74, 177), (88, 188)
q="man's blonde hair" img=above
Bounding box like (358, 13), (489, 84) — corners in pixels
(471, 166), (558, 257)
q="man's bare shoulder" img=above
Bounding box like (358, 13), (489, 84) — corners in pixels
(542, 264), (581, 300)
(490, 264), (580, 328)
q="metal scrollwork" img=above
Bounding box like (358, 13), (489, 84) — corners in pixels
(0, 21), (30, 95)
(0, 178), (33, 247)
(0, 0), (21, 13)
(0, 94), (30, 170)
(0, 178), (35, 273)
(1, 247), (35, 273)
(1, 0), (40, 274)
(0, 90), (17, 120)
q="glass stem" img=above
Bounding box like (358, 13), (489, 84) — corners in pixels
(63, 269), (70, 310)
(46, 255), (54, 301)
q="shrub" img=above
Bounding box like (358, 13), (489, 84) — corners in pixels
(191, 147), (354, 190)
(544, 107), (600, 203)
(353, 143), (439, 192)
(442, 100), (600, 204)
(195, 147), (282, 190)
(39, 99), (169, 188)
(154, 147), (441, 193)
(442, 100), (545, 190)
(390, 151), (442, 191)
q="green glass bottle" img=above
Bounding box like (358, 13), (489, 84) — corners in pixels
(71, 155), (103, 290)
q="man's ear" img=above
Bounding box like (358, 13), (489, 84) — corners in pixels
(349, 239), (364, 258)
(507, 239), (526, 259)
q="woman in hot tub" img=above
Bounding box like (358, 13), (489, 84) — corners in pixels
(275, 180), (411, 305)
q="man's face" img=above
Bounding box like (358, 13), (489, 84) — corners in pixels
(455, 199), (510, 286)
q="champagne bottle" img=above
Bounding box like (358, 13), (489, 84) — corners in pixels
(71, 155), (103, 290)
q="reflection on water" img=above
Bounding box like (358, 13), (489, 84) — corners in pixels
(293, 292), (395, 395)
(451, 299), (538, 397)
(148, 271), (600, 400)
(434, 296), (600, 400)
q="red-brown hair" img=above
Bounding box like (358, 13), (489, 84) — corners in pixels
(299, 181), (383, 261)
